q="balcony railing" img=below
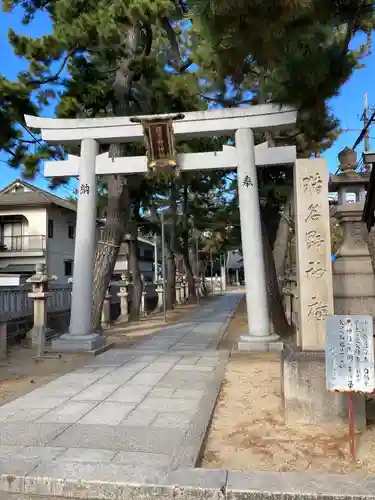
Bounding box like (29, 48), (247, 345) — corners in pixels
(0, 235), (46, 252)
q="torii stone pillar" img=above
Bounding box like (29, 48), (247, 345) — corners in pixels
(53, 139), (106, 352)
(236, 129), (278, 348)
(25, 106), (297, 352)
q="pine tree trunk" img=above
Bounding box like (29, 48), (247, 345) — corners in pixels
(261, 213), (292, 336)
(182, 250), (196, 296)
(91, 173), (129, 331)
(128, 226), (142, 321)
(165, 245), (176, 309)
(273, 191), (293, 290)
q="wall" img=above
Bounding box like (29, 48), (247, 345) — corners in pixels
(0, 207), (47, 273)
(0, 207), (47, 239)
(46, 207), (76, 284)
(113, 240), (154, 281)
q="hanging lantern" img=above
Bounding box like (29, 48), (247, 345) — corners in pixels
(130, 113), (184, 178)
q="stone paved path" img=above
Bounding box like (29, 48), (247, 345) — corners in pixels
(0, 292), (242, 490)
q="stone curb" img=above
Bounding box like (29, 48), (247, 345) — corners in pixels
(1, 467), (375, 500)
(170, 353), (229, 470)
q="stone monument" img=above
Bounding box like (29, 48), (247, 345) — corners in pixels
(281, 158), (365, 429)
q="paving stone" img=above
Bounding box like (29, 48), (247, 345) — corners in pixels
(97, 370), (137, 385)
(106, 385), (152, 403)
(37, 401), (99, 424)
(142, 363), (175, 374)
(0, 445), (23, 458)
(71, 383), (119, 401)
(0, 396), (69, 412)
(112, 451), (172, 467)
(11, 446), (65, 461)
(0, 423), (68, 446)
(50, 424), (184, 454)
(0, 406), (16, 422)
(72, 367), (98, 374)
(52, 373), (103, 386)
(5, 408), (50, 423)
(178, 356), (200, 365)
(152, 413), (193, 429)
(172, 365), (215, 372)
(26, 385), (84, 398)
(126, 372), (165, 386)
(149, 388), (175, 398)
(57, 447), (116, 463)
(122, 362), (149, 371)
(78, 402), (135, 425)
(173, 389), (205, 400)
(137, 397), (199, 413)
(120, 409), (157, 427)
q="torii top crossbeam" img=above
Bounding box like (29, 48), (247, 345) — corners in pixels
(25, 104), (297, 144)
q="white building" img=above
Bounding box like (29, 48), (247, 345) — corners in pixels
(0, 179), (155, 284)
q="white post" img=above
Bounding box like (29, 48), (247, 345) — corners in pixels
(236, 128), (279, 350)
(52, 139), (106, 352)
(154, 236), (158, 283)
(221, 265), (226, 292)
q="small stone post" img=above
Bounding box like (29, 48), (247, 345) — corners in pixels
(156, 281), (164, 311)
(140, 275), (147, 317)
(27, 263), (56, 358)
(184, 278), (189, 301)
(116, 271), (130, 323)
(180, 279), (186, 303)
(220, 266), (227, 292)
(101, 287), (112, 330)
(175, 277), (182, 305)
(141, 289), (147, 317)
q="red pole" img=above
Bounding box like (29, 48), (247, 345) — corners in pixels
(348, 392), (356, 463)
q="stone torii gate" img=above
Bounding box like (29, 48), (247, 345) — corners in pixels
(25, 105), (297, 352)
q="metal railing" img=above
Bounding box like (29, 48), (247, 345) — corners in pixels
(0, 235), (46, 252)
(0, 284), (72, 320)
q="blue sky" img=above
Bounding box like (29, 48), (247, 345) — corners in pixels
(1, 6), (374, 198)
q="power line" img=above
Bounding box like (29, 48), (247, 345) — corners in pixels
(7, 121), (78, 198)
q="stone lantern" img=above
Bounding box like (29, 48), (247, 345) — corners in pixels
(116, 271), (131, 323)
(27, 263), (56, 357)
(329, 147), (373, 316)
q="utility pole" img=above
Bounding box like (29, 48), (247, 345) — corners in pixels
(364, 92), (370, 153)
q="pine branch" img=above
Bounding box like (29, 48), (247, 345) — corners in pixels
(160, 16), (193, 73)
(26, 48), (76, 85)
(199, 94), (253, 107)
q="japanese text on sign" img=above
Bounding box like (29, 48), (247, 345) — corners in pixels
(325, 315), (374, 393)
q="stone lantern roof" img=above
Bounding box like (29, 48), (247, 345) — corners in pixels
(329, 147), (369, 192)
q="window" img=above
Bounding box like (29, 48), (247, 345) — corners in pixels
(68, 225), (75, 239)
(48, 219), (54, 238)
(64, 260), (73, 277)
(143, 249), (154, 260)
